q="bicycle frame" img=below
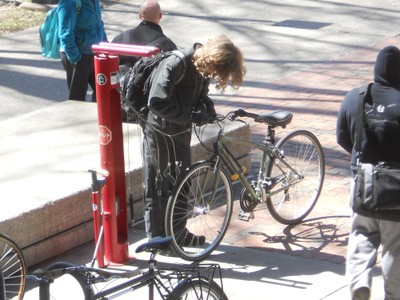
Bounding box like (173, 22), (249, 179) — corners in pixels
(91, 263), (222, 300)
(35, 262), (163, 300)
(90, 266), (165, 300)
(212, 121), (303, 204)
(34, 256), (223, 300)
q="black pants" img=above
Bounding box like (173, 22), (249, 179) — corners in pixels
(143, 117), (191, 239)
(61, 52), (96, 101)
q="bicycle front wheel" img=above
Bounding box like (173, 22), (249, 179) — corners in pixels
(42, 262), (91, 300)
(266, 130), (325, 224)
(165, 161), (233, 261)
(171, 278), (228, 300)
(0, 233), (26, 300)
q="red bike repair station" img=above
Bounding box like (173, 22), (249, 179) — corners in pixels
(91, 43), (160, 267)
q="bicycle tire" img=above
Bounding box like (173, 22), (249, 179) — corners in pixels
(165, 161), (233, 261)
(170, 278), (228, 300)
(0, 233), (26, 300)
(43, 262), (92, 300)
(266, 130), (325, 224)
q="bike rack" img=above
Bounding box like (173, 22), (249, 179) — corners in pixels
(91, 43), (159, 266)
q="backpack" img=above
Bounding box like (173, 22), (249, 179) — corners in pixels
(39, 7), (60, 59)
(121, 50), (187, 123)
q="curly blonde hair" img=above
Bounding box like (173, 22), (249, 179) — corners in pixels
(193, 35), (246, 92)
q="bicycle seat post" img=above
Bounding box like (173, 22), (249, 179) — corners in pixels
(145, 251), (159, 300)
(265, 125), (276, 145)
(38, 276), (53, 300)
(148, 252), (158, 270)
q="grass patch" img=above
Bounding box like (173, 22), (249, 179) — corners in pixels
(0, 4), (46, 35)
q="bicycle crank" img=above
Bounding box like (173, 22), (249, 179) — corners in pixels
(239, 187), (258, 212)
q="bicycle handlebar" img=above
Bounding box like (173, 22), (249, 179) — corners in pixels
(231, 109), (259, 120)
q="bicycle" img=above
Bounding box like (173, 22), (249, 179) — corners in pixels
(27, 236), (227, 300)
(165, 109), (325, 261)
(0, 233), (27, 300)
(26, 169), (227, 300)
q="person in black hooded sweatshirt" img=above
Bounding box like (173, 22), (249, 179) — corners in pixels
(337, 46), (400, 300)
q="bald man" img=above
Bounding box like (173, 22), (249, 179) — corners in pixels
(112, 0), (177, 67)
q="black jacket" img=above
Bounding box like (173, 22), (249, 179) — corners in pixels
(112, 21), (177, 67)
(337, 46), (400, 169)
(148, 44), (212, 129)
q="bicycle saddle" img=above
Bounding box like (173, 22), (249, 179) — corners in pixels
(135, 236), (173, 253)
(255, 110), (293, 127)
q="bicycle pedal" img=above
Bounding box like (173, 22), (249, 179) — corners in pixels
(238, 210), (254, 222)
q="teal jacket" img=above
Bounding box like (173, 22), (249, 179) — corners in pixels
(58, 0), (107, 64)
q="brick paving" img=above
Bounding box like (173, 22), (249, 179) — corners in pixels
(213, 35), (400, 265)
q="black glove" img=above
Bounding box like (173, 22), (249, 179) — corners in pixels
(204, 100), (216, 117)
(192, 112), (216, 126)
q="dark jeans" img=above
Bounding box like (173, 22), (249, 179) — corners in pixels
(61, 52), (96, 101)
(143, 117), (191, 239)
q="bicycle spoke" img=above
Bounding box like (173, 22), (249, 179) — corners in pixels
(0, 234), (26, 300)
(166, 162), (233, 261)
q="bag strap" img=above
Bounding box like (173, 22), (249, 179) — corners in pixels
(170, 50), (187, 84)
(355, 83), (372, 160)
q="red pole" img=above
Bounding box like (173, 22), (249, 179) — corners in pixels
(92, 44), (159, 265)
(94, 53), (128, 264)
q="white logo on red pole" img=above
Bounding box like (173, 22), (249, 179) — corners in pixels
(98, 125), (112, 145)
(97, 73), (107, 86)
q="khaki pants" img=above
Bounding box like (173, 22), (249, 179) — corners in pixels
(346, 202), (400, 299)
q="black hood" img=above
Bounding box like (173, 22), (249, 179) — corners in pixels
(374, 45), (400, 89)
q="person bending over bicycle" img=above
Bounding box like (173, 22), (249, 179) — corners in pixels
(142, 35), (246, 242)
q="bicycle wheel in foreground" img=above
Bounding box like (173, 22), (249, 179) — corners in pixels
(0, 233), (26, 300)
(165, 161), (233, 261)
(42, 262), (90, 300)
(266, 130), (325, 225)
(171, 278), (228, 300)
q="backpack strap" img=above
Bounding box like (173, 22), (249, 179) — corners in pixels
(355, 83), (372, 162)
(170, 50), (187, 84)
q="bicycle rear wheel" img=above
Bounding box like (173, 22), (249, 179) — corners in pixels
(165, 161), (233, 261)
(171, 278), (228, 300)
(266, 130), (325, 224)
(0, 233), (26, 300)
